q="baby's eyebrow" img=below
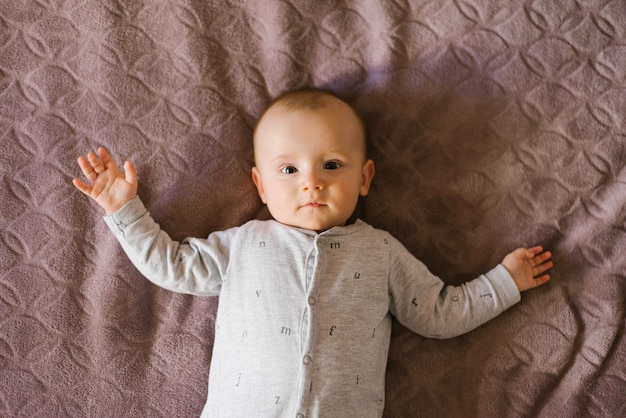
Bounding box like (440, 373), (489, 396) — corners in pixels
(270, 154), (295, 164)
(268, 150), (352, 164)
(325, 151), (352, 160)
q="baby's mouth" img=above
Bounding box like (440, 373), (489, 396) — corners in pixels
(302, 201), (326, 208)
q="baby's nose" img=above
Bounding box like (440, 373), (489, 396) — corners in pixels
(302, 171), (323, 190)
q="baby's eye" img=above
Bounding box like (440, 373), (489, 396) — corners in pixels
(324, 161), (341, 170)
(281, 166), (298, 174)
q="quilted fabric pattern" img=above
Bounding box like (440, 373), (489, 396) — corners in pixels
(1, 1), (625, 417)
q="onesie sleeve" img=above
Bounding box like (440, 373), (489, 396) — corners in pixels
(103, 196), (231, 296)
(387, 236), (521, 339)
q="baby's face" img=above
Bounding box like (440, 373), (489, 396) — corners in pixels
(252, 99), (374, 232)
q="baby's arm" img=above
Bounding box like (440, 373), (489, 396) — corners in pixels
(501, 246), (553, 292)
(73, 147), (137, 215)
(388, 236), (554, 339)
(73, 147), (225, 296)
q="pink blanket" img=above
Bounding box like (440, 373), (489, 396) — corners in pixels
(1, 1), (625, 416)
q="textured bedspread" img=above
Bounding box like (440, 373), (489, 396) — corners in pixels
(1, 1), (625, 417)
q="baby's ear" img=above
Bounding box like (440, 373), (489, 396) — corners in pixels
(251, 167), (266, 203)
(359, 160), (375, 196)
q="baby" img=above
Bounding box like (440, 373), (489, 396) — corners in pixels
(73, 89), (553, 418)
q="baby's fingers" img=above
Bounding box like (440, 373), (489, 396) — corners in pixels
(525, 245), (545, 257)
(532, 274), (551, 287)
(123, 160), (138, 186)
(77, 155), (97, 181)
(532, 250), (552, 266)
(98, 147), (119, 171)
(533, 259), (553, 277)
(72, 177), (92, 195)
(87, 150), (107, 174)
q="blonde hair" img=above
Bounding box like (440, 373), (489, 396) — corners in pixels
(253, 88), (367, 156)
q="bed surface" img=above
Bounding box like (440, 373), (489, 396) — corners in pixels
(1, 1), (625, 417)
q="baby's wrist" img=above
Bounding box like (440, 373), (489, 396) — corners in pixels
(104, 197), (136, 216)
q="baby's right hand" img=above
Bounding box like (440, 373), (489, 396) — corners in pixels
(73, 147), (138, 215)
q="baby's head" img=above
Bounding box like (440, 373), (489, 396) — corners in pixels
(252, 89), (375, 232)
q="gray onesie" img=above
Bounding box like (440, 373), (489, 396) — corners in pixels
(104, 197), (521, 418)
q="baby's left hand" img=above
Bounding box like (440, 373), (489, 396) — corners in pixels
(501, 246), (553, 292)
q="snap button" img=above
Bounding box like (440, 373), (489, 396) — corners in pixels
(303, 355), (312, 365)
(308, 297), (316, 306)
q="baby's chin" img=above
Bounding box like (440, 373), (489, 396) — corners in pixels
(278, 218), (347, 233)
